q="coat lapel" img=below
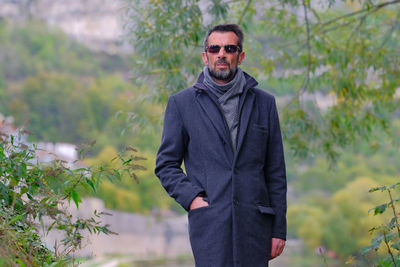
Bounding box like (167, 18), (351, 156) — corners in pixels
(236, 90), (256, 156)
(195, 92), (232, 149)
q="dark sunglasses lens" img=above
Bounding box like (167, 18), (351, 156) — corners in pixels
(225, 45), (238, 53)
(207, 45), (221, 53)
(206, 45), (240, 53)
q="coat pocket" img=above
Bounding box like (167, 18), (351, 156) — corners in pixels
(257, 205), (275, 215)
(188, 204), (210, 215)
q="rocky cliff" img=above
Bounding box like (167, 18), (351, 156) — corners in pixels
(0, 0), (132, 53)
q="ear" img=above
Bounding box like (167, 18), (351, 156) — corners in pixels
(202, 52), (209, 65)
(238, 51), (245, 65)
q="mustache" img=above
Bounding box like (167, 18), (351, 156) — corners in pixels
(214, 59), (230, 66)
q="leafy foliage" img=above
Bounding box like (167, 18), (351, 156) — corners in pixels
(0, 131), (144, 265)
(0, 203), (58, 267)
(362, 182), (400, 266)
(0, 17), (167, 214)
(286, 122), (400, 264)
(85, 147), (182, 213)
(124, 1), (400, 263)
(1, 1), (400, 264)
(125, 0), (400, 163)
(125, 0), (205, 102)
(288, 177), (389, 259)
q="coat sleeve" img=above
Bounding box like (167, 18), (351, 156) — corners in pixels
(264, 97), (287, 240)
(155, 95), (205, 211)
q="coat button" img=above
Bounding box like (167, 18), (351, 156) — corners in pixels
(233, 198), (239, 205)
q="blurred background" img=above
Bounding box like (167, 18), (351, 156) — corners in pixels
(0, 0), (399, 266)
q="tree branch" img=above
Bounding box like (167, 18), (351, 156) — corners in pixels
(375, 10), (400, 53)
(387, 189), (400, 238)
(383, 230), (398, 267)
(345, 12), (367, 49)
(238, 0), (253, 25)
(269, 0), (400, 57)
(318, 0), (400, 29)
(301, 0), (312, 95)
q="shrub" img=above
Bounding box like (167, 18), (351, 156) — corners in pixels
(0, 131), (144, 266)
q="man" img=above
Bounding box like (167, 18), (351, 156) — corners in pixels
(155, 24), (287, 267)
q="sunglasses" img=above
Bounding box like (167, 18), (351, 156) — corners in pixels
(206, 44), (241, 54)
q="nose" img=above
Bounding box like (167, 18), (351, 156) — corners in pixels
(217, 46), (226, 57)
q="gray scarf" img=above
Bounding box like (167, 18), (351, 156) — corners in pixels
(203, 66), (246, 152)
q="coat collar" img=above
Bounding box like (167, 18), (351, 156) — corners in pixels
(193, 70), (258, 93)
(235, 90), (255, 156)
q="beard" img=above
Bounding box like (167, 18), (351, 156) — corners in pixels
(208, 58), (238, 82)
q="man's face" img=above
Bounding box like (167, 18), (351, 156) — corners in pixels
(202, 31), (245, 84)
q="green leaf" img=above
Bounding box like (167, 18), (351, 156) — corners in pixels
(369, 186), (387, 192)
(6, 213), (24, 226)
(39, 196), (50, 204)
(71, 190), (81, 208)
(46, 221), (57, 235)
(20, 186), (28, 195)
(388, 216), (399, 228)
(85, 178), (96, 192)
(56, 225), (66, 230)
(122, 158), (133, 165)
(369, 203), (388, 215)
(0, 181), (9, 203)
(361, 234), (384, 254)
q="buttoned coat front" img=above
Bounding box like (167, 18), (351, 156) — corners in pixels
(155, 72), (287, 267)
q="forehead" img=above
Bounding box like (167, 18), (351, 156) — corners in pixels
(208, 31), (238, 45)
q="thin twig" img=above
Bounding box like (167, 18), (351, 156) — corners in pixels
(345, 12), (367, 48)
(317, 0), (400, 28)
(276, 0), (400, 50)
(387, 189), (400, 238)
(383, 231), (398, 267)
(238, 0), (253, 25)
(309, 6), (321, 23)
(375, 10), (400, 53)
(300, 0), (312, 97)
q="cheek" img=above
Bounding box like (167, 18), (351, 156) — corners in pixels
(208, 58), (216, 67)
(229, 56), (238, 66)
(229, 54), (237, 61)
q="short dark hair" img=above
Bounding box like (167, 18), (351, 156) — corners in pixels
(204, 24), (244, 52)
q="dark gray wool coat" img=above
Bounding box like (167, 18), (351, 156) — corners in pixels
(155, 71), (287, 267)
